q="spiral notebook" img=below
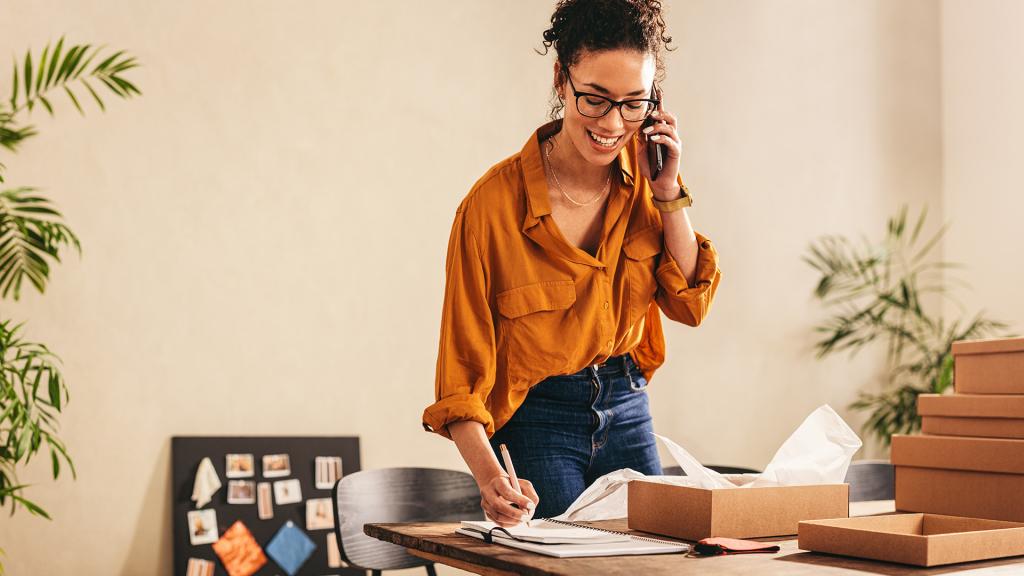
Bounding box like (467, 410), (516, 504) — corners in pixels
(456, 519), (690, 558)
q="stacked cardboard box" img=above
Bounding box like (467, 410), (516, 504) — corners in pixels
(892, 337), (1024, 522)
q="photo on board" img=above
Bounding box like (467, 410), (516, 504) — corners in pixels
(273, 478), (302, 505)
(225, 454), (255, 478)
(227, 480), (256, 504)
(187, 509), (219, 545)
(262, 454), (291, 478)
(315, 456), (343, 489)
(257, 482), (273, 519)
(305, 497), (335, 530)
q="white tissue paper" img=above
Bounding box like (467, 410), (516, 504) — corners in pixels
(550, 404), (862, 522)
(191, 456), (222, 508)
(748, 403), (862, 487)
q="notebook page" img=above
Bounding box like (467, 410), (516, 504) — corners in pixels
(459, 520), (630, 544)
(455, 527), (689, 558)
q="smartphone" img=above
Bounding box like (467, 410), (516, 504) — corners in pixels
(644, 85), (666, 181)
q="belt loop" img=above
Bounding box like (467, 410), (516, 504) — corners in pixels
(626, 354), (642, 390)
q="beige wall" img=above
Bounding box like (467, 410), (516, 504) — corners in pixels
(941, 0), (1024, 326)
(0, 1), (974, 574)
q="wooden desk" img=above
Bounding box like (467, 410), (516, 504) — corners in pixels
(365, 502), (1024, 575)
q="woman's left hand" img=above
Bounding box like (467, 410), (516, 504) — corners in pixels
(636, 104), (683, 201)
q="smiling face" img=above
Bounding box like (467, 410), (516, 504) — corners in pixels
(555, 49), (656, 167)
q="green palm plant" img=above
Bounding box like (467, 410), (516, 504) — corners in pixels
(804, 206), (1011, 446)
(0, 36), (139, 539)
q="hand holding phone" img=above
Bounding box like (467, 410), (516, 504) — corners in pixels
(644, 85), (666, 181)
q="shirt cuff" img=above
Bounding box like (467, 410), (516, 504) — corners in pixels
(656, 231), (719, 295)
(422, 393), (496, 440)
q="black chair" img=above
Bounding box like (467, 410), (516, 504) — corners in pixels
(661, 464), (761, 476)
(844, 459), (894, 502)
(332, 467), (483, 576)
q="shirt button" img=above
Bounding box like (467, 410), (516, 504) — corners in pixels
(603, 301), (610, 310)
(607, 339), (614, 348)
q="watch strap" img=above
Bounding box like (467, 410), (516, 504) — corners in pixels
(652, 184), (693, 212)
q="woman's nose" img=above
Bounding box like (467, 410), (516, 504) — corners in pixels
(598, 107), (626, 133)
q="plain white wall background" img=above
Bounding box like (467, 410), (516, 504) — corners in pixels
(0, 1), (1017, 574)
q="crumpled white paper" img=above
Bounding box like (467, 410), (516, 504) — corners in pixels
(546, 468), (650, 522)
(191, 456), (222, 508)
(748, 403), (862, 487)
(550, 404), (861, 522)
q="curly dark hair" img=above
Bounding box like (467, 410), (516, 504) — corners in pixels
(538, 0), (675, 120)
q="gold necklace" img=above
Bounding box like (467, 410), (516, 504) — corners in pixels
(544, 138), (611, 208)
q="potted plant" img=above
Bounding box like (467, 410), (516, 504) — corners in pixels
(0, 37), (140, 570)
(805, 206), (1012, 446)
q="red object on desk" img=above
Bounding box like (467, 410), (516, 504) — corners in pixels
(694, 537), (781, 556)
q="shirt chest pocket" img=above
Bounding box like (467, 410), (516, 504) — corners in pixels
(496, 280), (579, 389)
(622, 227), (663, 326)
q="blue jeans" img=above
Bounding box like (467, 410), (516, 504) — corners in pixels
(489, 354), (662, 519)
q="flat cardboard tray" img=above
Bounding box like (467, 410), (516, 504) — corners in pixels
(799, 513), (1024, 567)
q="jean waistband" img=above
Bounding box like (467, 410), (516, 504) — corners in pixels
(569, 354), (635, 378)
(528, 354), (644, 402)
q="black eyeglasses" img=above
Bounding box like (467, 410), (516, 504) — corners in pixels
(562, 66), (659, 122)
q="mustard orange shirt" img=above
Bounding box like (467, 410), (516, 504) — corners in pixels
(423, 119), (721, 440)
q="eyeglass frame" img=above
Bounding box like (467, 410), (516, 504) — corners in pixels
(562, 65), (660, 122)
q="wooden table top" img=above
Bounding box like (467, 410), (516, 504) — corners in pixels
(364, 502), (1024, 576)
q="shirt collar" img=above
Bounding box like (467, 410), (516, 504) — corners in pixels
(521, 119), (636, 231)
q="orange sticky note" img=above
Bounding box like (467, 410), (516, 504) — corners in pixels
(212, 520), (267, 576)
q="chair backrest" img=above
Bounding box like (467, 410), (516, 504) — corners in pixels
(332, 467), (483, 571)
(844, 460), (894, 502)
(706, 464), (760, 475)
(660, 464), (761, 476)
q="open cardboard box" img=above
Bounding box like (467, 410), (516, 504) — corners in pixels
(892, 434), (1024, 522)
(627, 477), (849, 541)
(953, 337), (1024, 394)
(919, 393), (1024, 439)
(799, 513), (1024, 567)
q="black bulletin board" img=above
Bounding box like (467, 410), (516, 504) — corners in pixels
(171, 436), (365, 576)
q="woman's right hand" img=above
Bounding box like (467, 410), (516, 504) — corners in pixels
(479, 473), (539, 527)
(446, 420), (541, 526)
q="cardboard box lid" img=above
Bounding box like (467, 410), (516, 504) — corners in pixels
(891, 434), (1024, 474)
(918, 393), (1024, 418)
(952, 337), (1024, 356)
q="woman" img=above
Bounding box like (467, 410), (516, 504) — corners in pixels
(422, 0), (721, 525)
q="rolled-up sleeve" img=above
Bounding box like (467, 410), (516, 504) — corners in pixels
(654, 231), (721, 326)
(422, 207), (497, 440)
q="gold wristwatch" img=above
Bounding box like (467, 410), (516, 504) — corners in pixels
(651, 184), (693, 212)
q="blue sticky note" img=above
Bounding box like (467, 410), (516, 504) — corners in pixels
(265, 520), (316, 576)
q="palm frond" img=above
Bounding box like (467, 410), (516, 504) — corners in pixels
(6, 37), (140, 117)
(0, 37), (141, 182)
(0, 319), (73, 519)
(851, 383), (924, 446)
(0, 187), (80, 300)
